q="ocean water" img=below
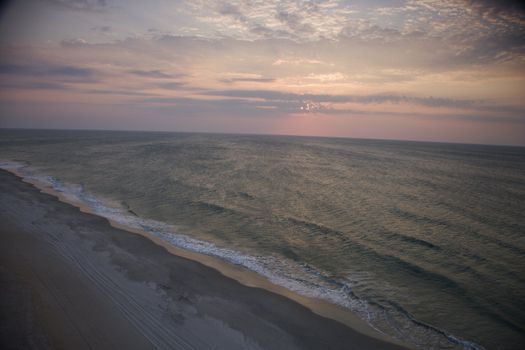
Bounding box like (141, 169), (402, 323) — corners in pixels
(1, 129), (524, 350)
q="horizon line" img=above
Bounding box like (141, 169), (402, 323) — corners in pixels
(1, 127), (524, 148)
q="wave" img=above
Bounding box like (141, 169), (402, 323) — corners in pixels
(392, 206), (525, 257)
(0, 161), (485, 350)
(381, 229), (441, 251)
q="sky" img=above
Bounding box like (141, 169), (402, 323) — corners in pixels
(0, 0), (524, 145)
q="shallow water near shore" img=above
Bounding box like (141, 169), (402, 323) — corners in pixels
(1, 129), (524, 349)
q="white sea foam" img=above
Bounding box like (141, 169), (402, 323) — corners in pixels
(0, 161), (485, 350)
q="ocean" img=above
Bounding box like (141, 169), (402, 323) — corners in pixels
(1, 129), (524, 349)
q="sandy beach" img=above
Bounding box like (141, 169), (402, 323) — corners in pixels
(0, 169), (409, 349)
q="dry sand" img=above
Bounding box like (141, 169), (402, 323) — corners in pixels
(0, 169), (409, 350)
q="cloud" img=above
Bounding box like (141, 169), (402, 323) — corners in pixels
(218, 3), (244, 20)
(0, 81), (68, 90)
(218, 77), (275, 84)
(91, 25), (112, 33)
(42, 19), (523, 83)
(181, 0), (524, 69)
(141, 95), (525, 124)
(127, 69), (184, 79)
(201, 89), (477, 108)
(48, 65), (95, 77)
(464, 0), (525, 16)
(156, 82), (188, 90)
(0, 63), (95, 78)
(214, 2), (278, 39)
(61, 38), (89, 47)
(142, 96), (288, 117)
(275, 10), (314, 34)
(187, 0), (353, 40)
(84, 89), (158, 96)
(43, 0), (107, 12)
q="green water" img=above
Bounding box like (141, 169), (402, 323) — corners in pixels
(1, 129), (524, 349)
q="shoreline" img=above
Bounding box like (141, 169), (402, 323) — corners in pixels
(3, 164), (398, 342)
(0, 168), (410, 349)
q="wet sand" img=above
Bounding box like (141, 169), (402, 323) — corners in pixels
(0, 169), (409, 350)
